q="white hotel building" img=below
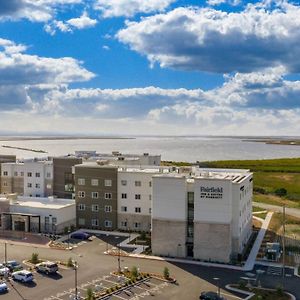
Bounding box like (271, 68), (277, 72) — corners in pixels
(151, 168), (253, 263)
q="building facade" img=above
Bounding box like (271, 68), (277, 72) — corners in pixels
(74, 163), (118, 230)
(151, 169), (253, 263)
(0, 155), (16, 194)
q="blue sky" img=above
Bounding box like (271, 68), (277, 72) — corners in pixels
(0, 0), (300, 135)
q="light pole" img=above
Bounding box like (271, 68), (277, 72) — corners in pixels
(213, 277), (220, 297)
(73, 260), (79, 299)
(4, 242), (7, 264)
(68, 229), (71, 250)
(282, 204), (286, 288)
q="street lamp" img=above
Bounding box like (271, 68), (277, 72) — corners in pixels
(213, 277), (220, 297)
(72, 260), (79, 300)
(68, 228), (71, 250)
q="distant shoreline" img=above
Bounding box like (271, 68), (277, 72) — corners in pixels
(0, 136), (135, 142)
(243, 139), (300, 146)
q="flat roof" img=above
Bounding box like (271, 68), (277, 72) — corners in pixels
(7, 197), (75, 209)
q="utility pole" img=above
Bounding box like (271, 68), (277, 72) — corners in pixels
(4, 242), (7, 264)
(73, 260), (78, 300)
(282, 204), (286, 287)
(118, 243), (121, 273)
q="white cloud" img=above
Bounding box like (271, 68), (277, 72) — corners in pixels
(0, 0), (83, 22)
(117, 3), (300, 73)
(94, 0), (175, 18)
(66, 11), (97, 29)
(207, 0), (240, 6)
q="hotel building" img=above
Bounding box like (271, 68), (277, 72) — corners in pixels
(151, 169), (253, 263)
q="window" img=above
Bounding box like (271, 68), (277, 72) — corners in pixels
(104, 220), (112, 228)
(135, 181), (141, 187)
(3, 171), (8, 176)
(52, 217), (57, 224)
(149, 208), (152, 214)
(134, 222), (141, 229)
(78, 218), (85, 225)
(46, 172), (51, 178)
(78, 204), (85, 211)
(35, 183), (40, 188)
(27, 172), (32, 177)
(121, 193), (127, 199)
(14, 171), (18, 177)
(92, 219), (99, 227)
(91, 192), (98, 199)
(78, 178), (85, 185)
(121, 221), (127, 227)
(78, 191), (85, 198)
(104, 179), (112, 187)
(91, 179), (98, 186)
(149, 195), (152, 201)
(27, 183), (32, 188)
(35, 172), (40, 177)
(104, 193), (112, 199)
(45, 216), (49, 224)
(46, 184), (52, 189)
(3, 181), (7, 187)
(121, 206), (127, 212)
(92, 204), (99, 212)
(135, 207), (141, 213)
(36, 194), (40, 197)
(105, 205), (112, 213)
(21, 172), (24, 177)
(135, 194), (141, 200)
(121, 180), (127, 186)
(149, 181), (152, 187)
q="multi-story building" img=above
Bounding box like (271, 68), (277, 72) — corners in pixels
(53, 157), (82, 199)
(74, 163), (118, 230)
(117, 167), (158, 232)
(0, 155), (16, 193)
(1, 159), (53, 197)
(75, 151), (161, 166)
(151, 168), (253, 263)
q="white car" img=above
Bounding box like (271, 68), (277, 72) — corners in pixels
(0, 264), (9, 277)
(0, 281), (8, 293)
(36, 261), (58, 274)
(12, 270), (34, 283)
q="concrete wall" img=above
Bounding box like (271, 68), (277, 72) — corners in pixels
(193, 222), (232, 262)
(152, 219), (186, 257)
(118, 213), (151, 232)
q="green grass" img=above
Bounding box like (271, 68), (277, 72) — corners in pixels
(199, 157), (300, 207)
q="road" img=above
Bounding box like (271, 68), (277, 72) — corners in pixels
(253, 201), (300, 218)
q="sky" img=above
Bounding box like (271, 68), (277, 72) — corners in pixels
(0, 0), (300, 136)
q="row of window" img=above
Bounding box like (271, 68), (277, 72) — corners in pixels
(121, 206), (151, 214)
(26, 183), (52, 189)
(120, 221), (143, 229)
(121, 193), (152, 200)
(78, 204), (113, 212)
(77, 191), (112, 199)
(2, 171), (52, 178)
(78, 218), (112, 228)
(78, 178), (112, 187)
(121, 180), (152, 187)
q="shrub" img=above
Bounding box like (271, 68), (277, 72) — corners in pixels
(30, 253), (39, 264)
(238, 280), (246, 289)
(140, 232), (146, 240)
(275, 188), (287, 197)
(67, 257), (74, 268)
(163, 267), (170, 279)
(276, 284), (284, 296)
(253, 187), (266, 194)
(131, 266), (138, 279)
(86, 287), (94, 300)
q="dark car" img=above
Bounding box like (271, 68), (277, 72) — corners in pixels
(200, 291), (226, 300)
(4, 260), (23, 272)
(70, 231), (91, 240)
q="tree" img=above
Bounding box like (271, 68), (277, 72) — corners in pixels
(67, 257), (74, 267)
(163, 267), (170, 279)
(131, 266), (138, 279)
(86, 287), (94, 300)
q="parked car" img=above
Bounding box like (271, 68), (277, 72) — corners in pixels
(70, 231), (91, 240)
(12, 270), (34, 283)
(200, 291), (226, 300)
(0, 264), (9, 277)
(4, 261), (23, 272)
(0, 282), (8, 293)
(36, 261), (58, 274)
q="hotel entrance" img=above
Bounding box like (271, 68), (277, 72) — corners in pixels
(14, 220), (26, 231)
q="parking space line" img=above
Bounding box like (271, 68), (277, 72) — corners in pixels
(222, 292), (242, 299)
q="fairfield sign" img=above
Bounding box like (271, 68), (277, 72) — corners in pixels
(200, 186), (223, 199)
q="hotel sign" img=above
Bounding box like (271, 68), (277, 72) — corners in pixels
(200, 186), (223, 199)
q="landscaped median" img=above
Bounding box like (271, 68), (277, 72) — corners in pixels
(226, 282), (296, 300)
(91, 266), (176, 300)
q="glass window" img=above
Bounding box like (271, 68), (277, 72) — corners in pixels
(91, 192), (98, 199)
(27, 172), (32, 177)
(104, 193), (112, 199)
(135, 207), (141, 213)
(92, 205), (99, 212)
(27, 183), (32, 188)
(78, 204), (85, 211)
(35, 183), (40, 188)
(104, 179), (112, 187)
(105, 205), (112, 213)
(135, 194), (141, 200)
(92, 219), (99, 227)
(78, 191), (85, 198)
(121, 193), (127, 199)
(14, 171), (18, 177)
(121, 180), (127, 186)
(135, 181), (141, 187)
(78, 178), (85, 185)
(121, 206), (127, 212)
(121, 221), (127, 227)
(3, 171), (8, 176)
(78, 218), (85, 225)
(35, 172), (40, 177)
(91, 179), (98, 186)
(134, 222), (141, 229)
(104, 220), (112, 228)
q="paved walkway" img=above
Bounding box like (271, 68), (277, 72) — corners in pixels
(243, 211), (273, 271)
(253, 202), (300, 218)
